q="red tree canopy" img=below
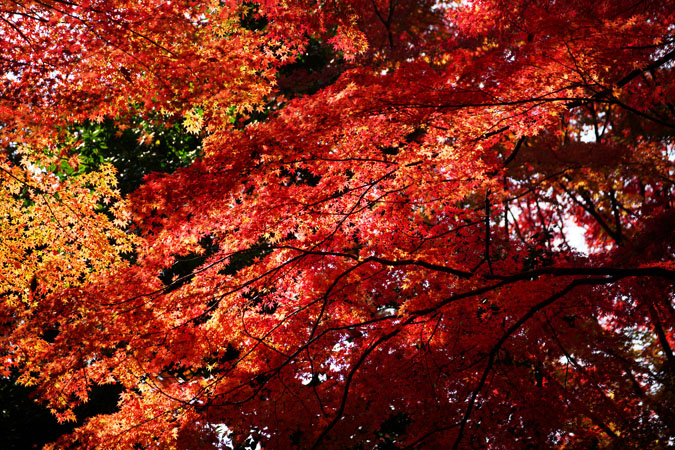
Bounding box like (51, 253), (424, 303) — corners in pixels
(2, 0), (675, 448)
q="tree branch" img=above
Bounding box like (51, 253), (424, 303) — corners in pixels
(452, 277), (618, 450)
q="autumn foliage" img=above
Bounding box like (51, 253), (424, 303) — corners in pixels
(2, 0), (675, 448)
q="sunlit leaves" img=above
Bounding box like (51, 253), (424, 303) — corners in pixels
(2, 0), (675, 449)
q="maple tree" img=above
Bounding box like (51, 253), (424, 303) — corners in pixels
(2, 0), (675, 448)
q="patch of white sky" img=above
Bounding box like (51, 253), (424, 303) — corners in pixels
(505, 191), (590, 254)
(212, 424), (263, 450)
(560, 218), (589, 253)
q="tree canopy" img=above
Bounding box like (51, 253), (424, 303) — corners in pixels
(1, 0), (675, 448)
